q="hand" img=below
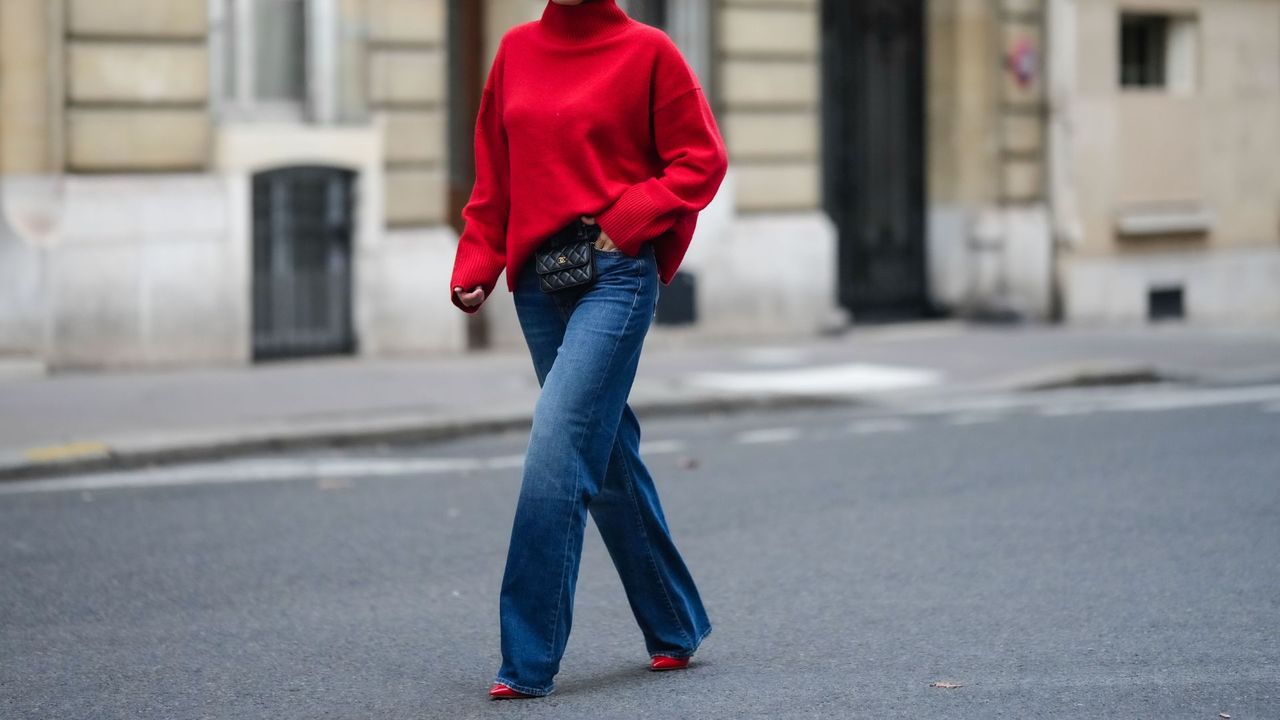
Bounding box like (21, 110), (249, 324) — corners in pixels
(580, 215), (619, 252)
(453, 285), (485, 308)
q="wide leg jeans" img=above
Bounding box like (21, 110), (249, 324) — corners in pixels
(495, 241), (712, 696)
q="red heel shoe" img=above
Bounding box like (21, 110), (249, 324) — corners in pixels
(649, 655), (691, 671)
(489, 682), (536, 700)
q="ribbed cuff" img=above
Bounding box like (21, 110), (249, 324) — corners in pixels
(450, 280), (496, 314)
(450, 255), (503, 314)
(596, 182), (662, 256)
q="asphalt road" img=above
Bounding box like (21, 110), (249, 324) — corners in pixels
(2, 385), (1279, 719)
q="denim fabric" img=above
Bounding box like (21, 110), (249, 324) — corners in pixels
(495, 241), (712, 696)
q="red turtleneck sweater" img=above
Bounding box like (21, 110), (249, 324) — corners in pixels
(448, 0), (729, 313)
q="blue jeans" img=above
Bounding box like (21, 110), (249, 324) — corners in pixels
(495, 241), (712, 696)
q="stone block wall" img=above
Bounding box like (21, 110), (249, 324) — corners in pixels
(367, 0), (449, 227)
(0, 0), (58, 174)
(63, 0), (211, 172)
(713, 0), (821, 213)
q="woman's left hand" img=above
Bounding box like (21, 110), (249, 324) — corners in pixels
(580, 216), (619, 251)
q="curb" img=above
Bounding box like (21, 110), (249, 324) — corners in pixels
(1000, 362), (1280, 393)
(0, 392), (854, 483)
(6, 361), (1277, 484)
(993, 362), (1185, 393)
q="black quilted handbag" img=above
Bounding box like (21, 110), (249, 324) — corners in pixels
(533, 219), (602, 294)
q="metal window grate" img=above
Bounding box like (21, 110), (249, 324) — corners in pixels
(1121, 14), (1169, 88)
(252, 166), (357, 360)
(1148, 285), (1185, 322)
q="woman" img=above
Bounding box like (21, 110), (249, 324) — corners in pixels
(449, 0), (728, 700)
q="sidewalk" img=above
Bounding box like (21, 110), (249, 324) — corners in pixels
(3, 322), (1280, 479)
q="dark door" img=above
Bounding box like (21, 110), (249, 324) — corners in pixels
(822, 0), (928, 319)
(252, 166), (357, 360)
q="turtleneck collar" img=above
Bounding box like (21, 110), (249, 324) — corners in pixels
(539, 0), (631, 43)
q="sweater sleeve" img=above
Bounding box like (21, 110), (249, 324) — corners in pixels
(449, 42), (510, 314)
(595, 48), (729, 256)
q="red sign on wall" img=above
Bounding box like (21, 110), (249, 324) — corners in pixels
(1007, 37), (1038, 89)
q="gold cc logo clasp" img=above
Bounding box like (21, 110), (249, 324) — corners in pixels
(557, 256), (567, 265)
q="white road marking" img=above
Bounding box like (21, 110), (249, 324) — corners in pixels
(846, 418), (913, 434)
(484, 454), (527, 470)
(0, 439), (692, 496)
(7, 385), (1277, 497)
(947, 413), (1003, 426)
(1102, 385), (1280, 413)
(1036, 404), (1099, 417)
(734, 427), (803, 445)
(0, 456), (489, 495)
(739, 346), (814, 366)
(639, 439), (686, 455)
(906, 385), (1280, 419)
(887, 395), (1033, 419)
(689, 363), (942, 397)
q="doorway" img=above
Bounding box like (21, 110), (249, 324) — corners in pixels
(251, 166), (357, 360)
(822, 0), (929, 320)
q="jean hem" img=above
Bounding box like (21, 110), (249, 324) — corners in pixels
(493, 676), (555, 697)
(649, 623), (713, 660)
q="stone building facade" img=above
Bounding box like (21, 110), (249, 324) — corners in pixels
(1049, 0), (1280, 323)
(1, 0), (1277, 368)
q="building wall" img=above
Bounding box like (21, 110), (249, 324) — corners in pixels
(64, 0), (211, 172)
(1, 0), (233, 366)
(0, 0), (58, 174)
(1, 0), (468, 367)
(1, 0), (849, 366)
(0, 1), (57, 353)
(700, 0), (843, 335)
(368, 0), (450, 227)
(925, 0), (1054, 320)
(11, 0), (1272, 367)
(926, 0), (1002, 310)
(928, 0), (1002, 210)
(37, 175), (247, 368)
(1058, 0), (1280, 323)
(715, 0), (821, 213)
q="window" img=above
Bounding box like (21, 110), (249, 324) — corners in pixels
(215, 0), (336, 121)
(624, 0), (668, 29)
(253, 0), (307, 103)
(1120, 12), (1197, 93)
(1148, 285), (1185, 322)
(1121, 14), (1167, 87)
